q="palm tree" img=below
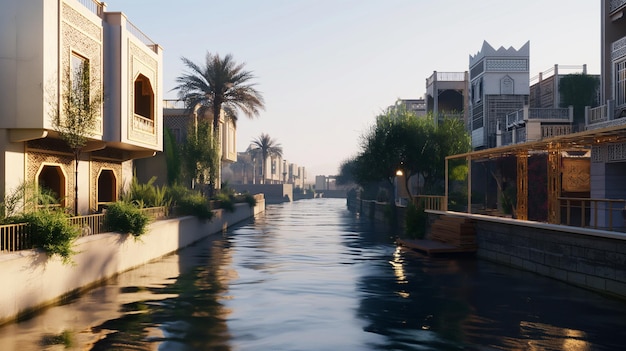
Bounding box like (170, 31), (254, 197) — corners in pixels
(174, 52), (265, 134)
(250, 133), (283, 184)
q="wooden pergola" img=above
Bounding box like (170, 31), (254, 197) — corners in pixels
(445, 123), (626, 223)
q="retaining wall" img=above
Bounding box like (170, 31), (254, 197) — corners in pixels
(0, 199), (265, 325)
(428, 212), (626, 299)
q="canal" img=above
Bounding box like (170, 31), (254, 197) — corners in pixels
(1, 198), (626, 350)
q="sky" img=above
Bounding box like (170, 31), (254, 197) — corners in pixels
(103, 0), (600, 179)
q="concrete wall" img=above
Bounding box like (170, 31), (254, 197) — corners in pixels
(232, 184), (293, 204)
(0, 199), (264, 325)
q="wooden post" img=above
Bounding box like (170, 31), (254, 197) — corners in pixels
(516, 150), (528, 220)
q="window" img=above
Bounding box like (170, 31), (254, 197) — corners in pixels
(38, 165), (65, 207)
(70, 53), (90, 107)
(134, 74), (154, 119)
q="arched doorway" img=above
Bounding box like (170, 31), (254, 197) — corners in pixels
(97, 169), (117, 211)
(37, 165), (66, 207)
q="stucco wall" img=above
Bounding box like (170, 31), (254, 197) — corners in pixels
(0, 199), (264, 325)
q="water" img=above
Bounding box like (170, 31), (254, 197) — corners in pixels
(1, 198), (626, 350)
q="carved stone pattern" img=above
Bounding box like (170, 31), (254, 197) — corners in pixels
(608, 142), (626, 162)
(61, 9), (103, 134)
(164, 115), (192, 141)
(62, 3), (102, 41)
(90, 160), (122, 210)
(586, 116), (626, 130)
(128, 41), (159, 145)
(591, 145), (605, 163)
(612, 37), (626, 61)
(485, 59), (528, 71)
(26, 151), (75, 209)
(611, 0), (626, 13)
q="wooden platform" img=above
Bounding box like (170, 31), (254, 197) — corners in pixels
(397, 215), (477, 256)
(397, 238), (476, 255)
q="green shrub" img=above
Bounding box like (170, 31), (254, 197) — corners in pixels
(105, 202), (150, 238)
(243, 193), (257, 208)
(15, 210), (79, 264)
(177, 192), (214, 220)
(405, 202), (427, 239)
(215, 192), (235, 212)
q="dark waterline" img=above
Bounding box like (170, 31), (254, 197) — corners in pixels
(1, 198), (626, 350)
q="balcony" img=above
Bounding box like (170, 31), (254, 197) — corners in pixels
(500, 106), (573, 146)
(586, 101), (626, 131)
(133, 114), (155, 134)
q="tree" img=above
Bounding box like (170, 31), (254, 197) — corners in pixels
(163, 128), (182, 185)
(51, 59), (102, 215)
(174, 52), (265, 134)
(181, 120), (220, 195)
(346, 108), (470, 202)
(250, 133), (283, 184)
(559, 73), (600, 127)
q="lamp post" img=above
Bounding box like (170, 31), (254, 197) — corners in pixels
(395, 168), (404, 206)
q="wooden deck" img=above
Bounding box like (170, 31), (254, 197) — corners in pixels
(397, 238), (476, 255)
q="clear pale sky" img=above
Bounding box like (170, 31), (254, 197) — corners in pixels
(103, 0), (600, 179)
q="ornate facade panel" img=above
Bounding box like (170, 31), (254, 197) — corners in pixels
(128, 41), (159, 145)
(608, 142), (626, 162)
(26, 150), (74, 209)
(485, 59), (528, 72)
(591, 145), (606, 163)
(61, 3), (103, 134)
(90, 159), (122, 211)
(562, 158), (591, 192)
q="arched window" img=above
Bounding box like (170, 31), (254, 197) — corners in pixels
(134, 74), (154, 120)
(38, 165), (66, 206)
(97, 169), (117, 210)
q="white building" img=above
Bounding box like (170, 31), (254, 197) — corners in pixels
(0, 0), (163, 214)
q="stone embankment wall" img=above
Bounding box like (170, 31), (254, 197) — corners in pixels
(0, 199), (265, 325)
(473, 217), (626, 299)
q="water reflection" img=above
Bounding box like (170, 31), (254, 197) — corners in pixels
(1, 198), (626, 350)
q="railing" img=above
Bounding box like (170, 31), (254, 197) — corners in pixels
(163, 99), (187, 109)
(133, 114), (155, 134)
(1, 206), (170, 254)
(542, 125), (572, 138)
(414, 195), (447, 211)
(528, 107), (571, 120)
(0, 223), (31, 253)
(77, 0), (104, 17)
(426, 72), (466, 86)
(559, 197), (626, 232)
(126, 19), (159, 53)
(586, 105), (609, 125)
(69, 213), (107, 237)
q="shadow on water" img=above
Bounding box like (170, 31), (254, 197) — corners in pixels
(1, 198), (626, 350)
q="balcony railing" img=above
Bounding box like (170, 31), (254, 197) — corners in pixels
(77, 0), (104, 17)
(528, 107), (571, 120)
(507, 107), (572, 128)
(133, 114), (155, 134)
(542, 125), (572, 139)
(126, 19), (159, 53)
(426, 72), (466, 86)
